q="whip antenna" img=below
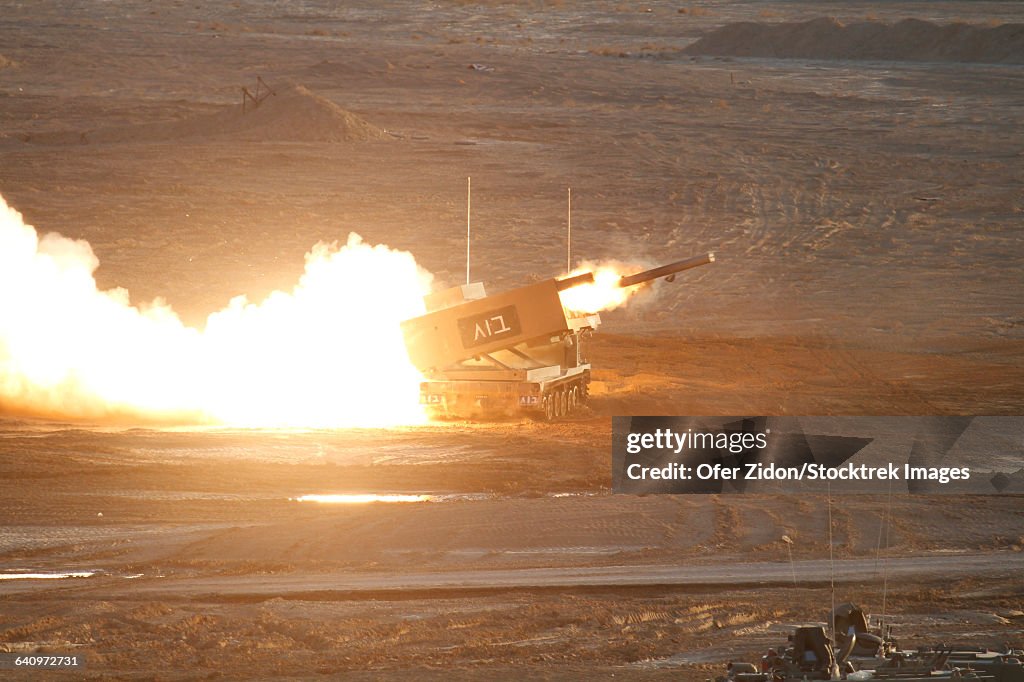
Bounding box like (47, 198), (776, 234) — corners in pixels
(567, 187), (572, 273)
(466, 176), (472, 285)
(827, 482), (836, 648)
(880, 478), (894, 632)
(782, 535), (797, 586)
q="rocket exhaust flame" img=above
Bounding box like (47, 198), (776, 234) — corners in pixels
(0, 193), (702, 427)
(557, 261), (647, 314)
(0, 194), (433, 427)
(557, 254), (715, 314)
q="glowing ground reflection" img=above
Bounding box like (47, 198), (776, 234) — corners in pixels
(294, 493), (432, 504)
(0, 571), (96, 580)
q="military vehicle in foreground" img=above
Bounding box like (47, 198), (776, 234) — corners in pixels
(400, 253), (714, 419)
(721, 606), (1022, 682)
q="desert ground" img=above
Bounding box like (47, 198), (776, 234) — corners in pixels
(1, 0), (1023, 679)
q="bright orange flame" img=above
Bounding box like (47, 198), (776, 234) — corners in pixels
(0, 194), (433, 427)
(557, 260), (646, 314)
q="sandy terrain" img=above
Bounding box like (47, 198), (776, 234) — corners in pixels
(0, 422), (1021, 680)
(1, 0), (1023, 679)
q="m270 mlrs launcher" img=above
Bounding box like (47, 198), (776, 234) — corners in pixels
(400, 253), (714, 420)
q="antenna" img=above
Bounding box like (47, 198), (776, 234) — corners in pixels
(879, 478), (893, 632)
(466, 176), (471, 285)
(567, 187), (572, 273)
(828, 482), (836, 649)
(782, 534), (797, 586)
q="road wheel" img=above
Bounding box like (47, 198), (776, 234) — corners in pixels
(568, 386), (578, 412)
(558, 390), (568, 417)
(543, 395), (554, 421)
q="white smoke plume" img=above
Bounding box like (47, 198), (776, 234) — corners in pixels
(0, 193), (433, 427)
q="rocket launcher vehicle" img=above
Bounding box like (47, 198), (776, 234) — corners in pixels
(400, 252), (714, 419)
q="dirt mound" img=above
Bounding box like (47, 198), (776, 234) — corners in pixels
(214, 83), (390, 142)
(26, 83), (389, 144)
(684, 18), (1024, 63)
